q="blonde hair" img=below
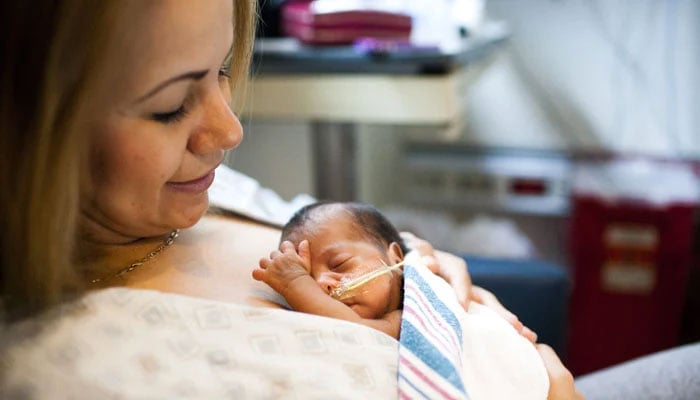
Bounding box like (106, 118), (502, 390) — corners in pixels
(0, 1), (256, 320)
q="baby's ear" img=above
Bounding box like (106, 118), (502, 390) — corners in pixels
(388, 242), (404, 265)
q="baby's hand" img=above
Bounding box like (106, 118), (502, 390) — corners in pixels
(252, 240), (312, 296)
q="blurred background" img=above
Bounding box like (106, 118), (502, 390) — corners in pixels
(226, 0), (700, 375)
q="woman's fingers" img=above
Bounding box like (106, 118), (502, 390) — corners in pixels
(400, 231), (435, 256)
(471, 286), (532, 340)
(421, 255), (440, 274)
(402, 232), (472, 311)
(434, 250), (471, 310)
(537, 344), (567, 375)
(402, 230), (540, 345)
(445, 268), (470, 310)
(473, 285), (522, 329)
(521, 325), (538, 343)
(429, 252), (538, 343)
(536, 344), (584, 400)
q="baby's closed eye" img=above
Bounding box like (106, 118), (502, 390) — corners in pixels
(328, 254), (353, 270)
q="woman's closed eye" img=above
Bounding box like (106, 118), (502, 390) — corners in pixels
(151, 62), (230, 125)
(151, 103), (189, 124)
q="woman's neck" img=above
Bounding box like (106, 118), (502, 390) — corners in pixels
(76, 213), (176, 285)
(79, 210), (158, 245)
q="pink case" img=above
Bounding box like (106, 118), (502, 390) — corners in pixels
(281, 1), (412, 45)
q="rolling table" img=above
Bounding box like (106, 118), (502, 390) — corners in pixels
(244, 24), (509, 200)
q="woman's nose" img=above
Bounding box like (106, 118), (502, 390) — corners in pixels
(316, 272), (343, 295)
(187, 91), (243, 155)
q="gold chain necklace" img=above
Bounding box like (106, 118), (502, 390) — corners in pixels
(90, 229), (180, 284)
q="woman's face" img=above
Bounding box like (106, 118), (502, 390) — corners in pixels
(80, 0), (241, 241)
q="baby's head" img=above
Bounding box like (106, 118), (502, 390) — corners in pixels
(281, 202), (407, 318)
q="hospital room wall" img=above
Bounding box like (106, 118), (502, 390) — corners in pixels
(468, 0), (700, 157)
(228, 0), (700, 203)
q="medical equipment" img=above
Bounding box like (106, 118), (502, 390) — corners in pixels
(330, 260), (404, 300)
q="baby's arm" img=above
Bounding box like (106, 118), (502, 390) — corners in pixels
(252, 240), (402, 338)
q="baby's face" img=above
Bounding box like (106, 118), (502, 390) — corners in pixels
(297, 212), (402, 319)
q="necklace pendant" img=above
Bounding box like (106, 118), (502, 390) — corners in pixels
(89, 229), (179, 285)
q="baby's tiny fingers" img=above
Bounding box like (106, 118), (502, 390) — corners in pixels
(279, 240), (296, 253)
(269, 250), (282, 259)
(297, 240), (310, 259)
(259, 258), (272, 269)
(251, 268), (266, 282)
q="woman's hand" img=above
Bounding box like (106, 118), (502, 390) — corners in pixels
(537, 344), (585, 400)
(400, 232), (537, 343)
(471, 285), (538, 343)
(401, 232), (472, 305)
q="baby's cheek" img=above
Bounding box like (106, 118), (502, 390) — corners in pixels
(352, 295), (382, 319)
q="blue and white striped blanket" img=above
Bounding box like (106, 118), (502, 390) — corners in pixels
(398, 257), (549, 400)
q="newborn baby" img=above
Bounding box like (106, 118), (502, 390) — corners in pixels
(253, 201), (550, 399)
(253, 201), (406, 338)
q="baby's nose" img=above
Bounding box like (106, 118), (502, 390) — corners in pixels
(316, 273), (341, 295)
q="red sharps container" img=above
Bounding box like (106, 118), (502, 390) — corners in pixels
(567, 159), (699, 375)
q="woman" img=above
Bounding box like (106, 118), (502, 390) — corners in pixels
(1, 0), (588, 398)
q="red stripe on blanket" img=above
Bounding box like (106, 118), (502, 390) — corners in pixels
(403, 304), (461, 365)
(399, 353), (461, 400)
(406, 280), (462, 352)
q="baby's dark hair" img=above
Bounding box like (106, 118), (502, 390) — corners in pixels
(281, 201), (409, 255)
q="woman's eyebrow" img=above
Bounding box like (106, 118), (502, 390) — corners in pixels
(136, 69), (208, 103)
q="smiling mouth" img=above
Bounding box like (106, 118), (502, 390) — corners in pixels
(166, 169), (216, 193)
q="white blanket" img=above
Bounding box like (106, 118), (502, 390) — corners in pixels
(399, 252), (550, 400)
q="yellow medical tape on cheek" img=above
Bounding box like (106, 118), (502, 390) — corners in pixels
(330, 260), (404, 301)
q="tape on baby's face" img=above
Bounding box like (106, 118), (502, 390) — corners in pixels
(329, 263), (378, 301)
(330, 260), (404, 301)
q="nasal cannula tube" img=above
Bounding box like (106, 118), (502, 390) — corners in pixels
(330, 260), (404, 301)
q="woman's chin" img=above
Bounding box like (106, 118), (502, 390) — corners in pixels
(168, 194), (210, 229)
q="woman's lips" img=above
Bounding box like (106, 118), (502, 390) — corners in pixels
(167, 169), (215, 194)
